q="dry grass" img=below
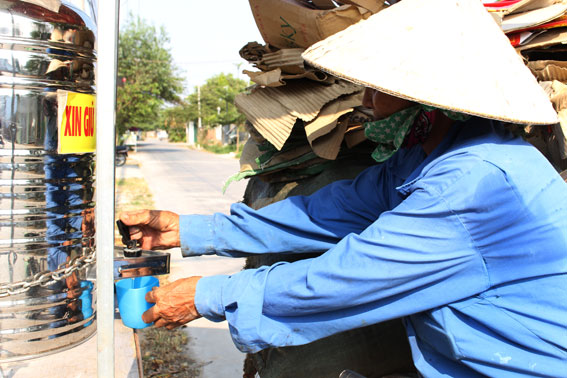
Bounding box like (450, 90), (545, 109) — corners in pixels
(140, 325), (200, 378)
(116, 177), (155, 211)
(115, 176), (201, 377)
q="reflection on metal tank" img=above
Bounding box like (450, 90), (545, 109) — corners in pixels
(0, 1), (97, 362)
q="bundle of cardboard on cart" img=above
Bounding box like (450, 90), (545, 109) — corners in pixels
(227, 0), (385, 187)
(230, 0), (567, 189)
(491, 0), (567, 171)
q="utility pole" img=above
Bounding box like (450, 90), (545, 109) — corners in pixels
(197, 86), (202, 130)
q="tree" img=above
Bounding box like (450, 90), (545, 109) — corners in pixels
(184, 73), (249, 128)
(162, 105), (188, 142)
(116, 17), (183, 135)
(161, 73), (249, 143)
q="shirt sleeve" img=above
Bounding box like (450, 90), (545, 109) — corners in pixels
(180, 164), (395, 257)
(194, 163), (498, 353)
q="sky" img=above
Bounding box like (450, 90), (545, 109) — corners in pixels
(119, 0), (264, 95)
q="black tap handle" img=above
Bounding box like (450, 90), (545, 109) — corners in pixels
(116, 220), (142, 257)
(117, 220), (142, 257)
(116, 219), (131, 245)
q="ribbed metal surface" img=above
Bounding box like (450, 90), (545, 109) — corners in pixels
(0, 0), (97, 362)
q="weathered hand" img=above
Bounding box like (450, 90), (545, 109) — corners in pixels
(142, 277), (202, 330)
(119, 209), (180, 250)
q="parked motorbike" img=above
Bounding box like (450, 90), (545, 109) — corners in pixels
(115, 145), (128, 166)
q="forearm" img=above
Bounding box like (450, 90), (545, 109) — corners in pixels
(179, 198), (342, 257)
(180, 165), (390, 257)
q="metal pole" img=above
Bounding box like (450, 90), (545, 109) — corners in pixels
(96, 0), (120, 377)
(197, 86), (202, 129)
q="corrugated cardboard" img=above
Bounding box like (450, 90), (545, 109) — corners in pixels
(248, 0), (371, 49)
(539, 80), (555, 96)
(528, 60), (567, 81)
(310, 119), (348, 160)
(244, 68), (333, 87)
(244, 69), (286, 87)
(240, 43), (308, 74)
(344, 125), (367, 148)
(340, 0), (387, 14)
(551, 79), (567, 108)
(240, 140), (313, 172)
(515, 27), (567, 50)
(261, 48), (305, 74)
(502, 1), (567, 33)
(239, 138), (263, 172)
(305, 92), (362, 141)
(235, 79), (362, 150)
(235, 90), (296, 150)
(240, 43), (332, 86)
(305, 93), (362, 159)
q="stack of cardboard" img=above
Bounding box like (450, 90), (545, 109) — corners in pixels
(486, 0), (567, 168)
(230, 0), (567, 191)
(240, 42), (335, 87)
(229, 0), (390, 187)
(227, 73), (376, 187)
(227, 0), (387, 187)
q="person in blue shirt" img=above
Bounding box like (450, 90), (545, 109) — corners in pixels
(120, 0), (567, 376)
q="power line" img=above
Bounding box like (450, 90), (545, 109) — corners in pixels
(176, 59), (244, 66)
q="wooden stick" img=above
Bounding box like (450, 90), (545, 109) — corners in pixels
(133, 329), (144, 378)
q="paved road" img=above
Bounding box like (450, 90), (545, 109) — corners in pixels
(135, 140), (247, 215)
(132, 140), (248, 378)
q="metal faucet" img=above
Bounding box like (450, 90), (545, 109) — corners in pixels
(114, 220), (170, 280)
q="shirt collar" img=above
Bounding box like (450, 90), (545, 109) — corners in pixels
(396, 119), (471, 196)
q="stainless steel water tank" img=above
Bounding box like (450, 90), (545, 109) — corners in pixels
(0, 0), (97, 361)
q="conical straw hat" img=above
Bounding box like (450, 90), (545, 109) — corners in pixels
(302, 0), (558, 125)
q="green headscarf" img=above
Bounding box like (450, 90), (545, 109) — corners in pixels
(364, 105), (471, 162)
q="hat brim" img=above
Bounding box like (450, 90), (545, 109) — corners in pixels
(303, 0), (559, 125)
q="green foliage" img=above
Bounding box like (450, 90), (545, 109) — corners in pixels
(167, 127), (186, 143)
(117, 17), (183, 134)
(201, 142), (243, 155)
(162, 106), (187, 142)
(184, 73), (249, 128)
(160, 73), (249, 142)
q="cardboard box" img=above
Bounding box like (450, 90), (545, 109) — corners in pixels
(248, 0), (370, 49)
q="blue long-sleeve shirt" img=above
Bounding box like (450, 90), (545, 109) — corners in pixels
(180, 118), (567, 377)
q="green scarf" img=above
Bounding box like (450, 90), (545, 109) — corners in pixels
(364, 105), (471, 162)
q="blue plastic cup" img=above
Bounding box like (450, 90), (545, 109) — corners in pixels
(115, 276), (159, 329)
(80, 280), (94, 327)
